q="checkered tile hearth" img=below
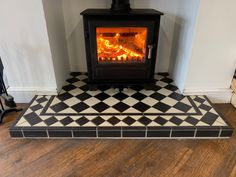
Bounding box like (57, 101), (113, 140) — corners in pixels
(10, 72), (233, 139)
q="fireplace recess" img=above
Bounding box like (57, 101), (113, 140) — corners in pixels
(81, 0), (163, 90)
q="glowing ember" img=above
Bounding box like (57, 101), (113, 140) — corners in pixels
(96, 27), (147, 63)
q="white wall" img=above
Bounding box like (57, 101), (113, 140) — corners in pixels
(62, 0), (182, 73)
(0, 0), (57, 102)
(183, 0), (236, 103)
(168, 0), (200, 92)
(43, 0), (70, 92)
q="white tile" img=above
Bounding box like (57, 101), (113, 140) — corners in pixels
(103, 97), (120, 106)
(86, 90), (102, 96)
(59, 108), (78, 114)
(142, 97), (158, 106)
(102, 107), (120, 113)
(123, 88), (136, 96)
(139, 90), (155, 96)
(74, 81), (86, 87)
(34, 122), (47, 127)
(69, 88), (84, 96)
(161, 97), (178, 106)
(122, 97), (139, 106)
(156, 81), (168, 88)
(123, 107), (141, 113)
(158, 88), (172, 96)
(104, 88), (119, 96)
(64, 97), (81, 107)
(84, 97), (100, 106)
(80, 108), (98, 114)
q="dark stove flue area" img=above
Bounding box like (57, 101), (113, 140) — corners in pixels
(81, 0), (163, 90)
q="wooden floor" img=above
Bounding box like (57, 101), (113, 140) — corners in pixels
(0, 104), (236, 177)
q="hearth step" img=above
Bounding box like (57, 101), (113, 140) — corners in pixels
(9, 72), (233, 139)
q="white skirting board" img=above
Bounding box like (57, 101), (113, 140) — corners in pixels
(7, 87), (58, 103)
(183, 88), (233, 103)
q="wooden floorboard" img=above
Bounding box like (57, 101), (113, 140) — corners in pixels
(0, 103), (235, 177)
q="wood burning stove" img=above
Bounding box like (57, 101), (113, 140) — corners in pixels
(81, 0), (163, 90)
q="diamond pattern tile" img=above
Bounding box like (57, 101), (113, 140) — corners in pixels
(11, 73), (230, 131)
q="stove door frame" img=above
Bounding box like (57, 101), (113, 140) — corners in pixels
(83, 17), (161, 86)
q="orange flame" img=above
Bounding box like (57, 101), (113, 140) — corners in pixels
(96, 27), (147, 63)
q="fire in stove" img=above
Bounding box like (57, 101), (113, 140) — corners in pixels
(96, 27), (147, 63)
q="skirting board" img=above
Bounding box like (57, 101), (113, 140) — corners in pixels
(7, 87), (58, 103)
(183, 88), (233, 103)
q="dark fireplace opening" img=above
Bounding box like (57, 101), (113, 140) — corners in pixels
(81, 0), (163, 90)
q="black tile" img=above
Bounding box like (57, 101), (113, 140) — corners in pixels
(131, 92), (147, 101)
(30, 104), (43, 112)
(150, 92), (165, 101)
(147, 130), (170, 137)
(66, 77), (79, 84)
(48, 130), (72, 137)
(36, 97), (48, 103)
(199, 104), (212, 111)
(62, 84), (77, 92)
(71, 102), (90, 112)
(95, 92), (110, 101)
(220, 127), (233, 137)
(138, 116), (152, 125)
(10, 130), (23, 138)
(92, 116), (105, 125)
(158, 73), (169, 77)
(185, 116), (199, 126)
(164, 84), (178, 92)
(201, 112), (219, 125)
(24, 130), (47, 137)
(98, 131), (121, 137)
(154, 116), (168, 125)
(173, 102), (191, 113)
(133, 102), (150, 112)
(44, 117), (58, 126)
(73, 131), (96, 137)
(97, 85), (110, 91)
(57, 92), (74, 101)
(75, 117), (89, 125)
(123, 116), (136, 125)
(107, 116), (121, 125)
(194, 97), (205, 103)
(161, 77), (173, 83)
(92, 102), (110, 112)
(151, 85), (162, 91)
(196, 129), (220, 137)
(76, 93), (91, 101)
(113, 102), (130, 112)
(172, 130), (195, 137)
(130, 85), (144, 91)
(113, 92), (129, 101)
(169, 117), (183, 125)
(153, 102), (171, 112)
(51, 102), (69, 113)
(70, 72), (81, 77)
(123, 130), (145, 137)
(24, 112), (42, 126)
(98, 127), (121, 131)
(168, 92), (185, 101)
(123, 127), (146, 131)
(60, 117), (74, 126)
(79, 85), (90, 91)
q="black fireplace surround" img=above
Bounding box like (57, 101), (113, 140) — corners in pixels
(81, 0), (163, 90)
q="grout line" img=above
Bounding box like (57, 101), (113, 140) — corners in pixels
(169, 128), (172, 138)
(21, 129), (25, 138)
(194, 128), (197, 138)
(96, 127), (98, 138)
(145, 126), (147, 138)
(46, 129), (49, 138)
(218, 128), (222, 137)
(71, 130), (74, 138)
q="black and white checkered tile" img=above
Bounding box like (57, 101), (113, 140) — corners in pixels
(10, 72), (233, 139)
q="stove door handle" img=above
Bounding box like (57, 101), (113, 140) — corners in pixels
(148, 44), (154, 59)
